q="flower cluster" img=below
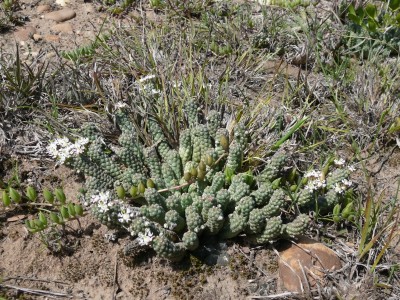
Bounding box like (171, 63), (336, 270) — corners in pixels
(333, 179), (353, 194)
(137, 74), (161, 95)
(47, 137), (89, 165)
(137, 228), (154, 246)
(118, 205), (139, 224)
(304, 170), (326, 192)
(88, 191), (115, 212)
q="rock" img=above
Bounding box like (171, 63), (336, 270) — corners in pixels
(14, 26), (36, 42)
(51, 23), (73, 34)
(44, 8), (76, 22)
(33, 34), (42, 42)
(45, 52), (56, 59)
(55, 0), (70, 6)
(278, 236), (341, 294)
(36, 4), (51, 14)
(44, 35), (60, 42)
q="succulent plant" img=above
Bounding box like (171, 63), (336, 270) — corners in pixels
(41, 101), (355, 261)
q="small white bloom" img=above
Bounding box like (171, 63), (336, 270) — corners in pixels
(118, 208), (133, 223)
(333, 183), (346, 194)
(304, 170), (322, 179)
(137, 228), (154, 246)
(348, 165), (356, 172)
(97, 200), (110, 213)
(314, 179), (327, 189)
(342, 179), (352, 187)
(164, 222), (177, 230)
(334, 158), (346, 166)
(115, 102), (128, 109)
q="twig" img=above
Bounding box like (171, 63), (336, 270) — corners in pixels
(3, 276), (70, 285)
(246, 291), (300, 299)
(0, 284), (73, 298)
(112, 253), (119, 300)
(157, 181), (191, 193)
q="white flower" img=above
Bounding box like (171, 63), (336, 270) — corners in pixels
(91, 191), (111, 204)
(304, 170), (322, 179)
(314, 179), (327, 189)
(137, 228), (154, 246)
(342, 179), (353, 187)
(97, 200), (110, 213)
(115, 102), (128, 109)
(348, 165), (356, 172)
(118, 207), (137, 223)
(333, 183), (346, 194)
(47, 137), (89, 164)
(334, 158), (346, 166)
(305, 178), (326, 191)
(164, 222), (177, 230)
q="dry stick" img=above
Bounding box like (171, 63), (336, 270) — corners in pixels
(3, 276), (70, 285)
(112, 254), (119, 300)
(0, 284), (72, 299)
(271, 247), (305, 293)
(157, 181), (191, 193)
(290, 240), (327, 270)
(246, 291), (300, 299)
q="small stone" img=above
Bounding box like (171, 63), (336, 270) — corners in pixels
(45, 52), (56, 59)
(51, 23), (73, 34)
(44, 8), (76, 22)
(36, 4), (51, 14)
(44, 35), (60, 42)
(278, 236), (341, 293)
(14, 26), (37, 42)
(55, 0), (70, 6)
(33, 34), (42, 41)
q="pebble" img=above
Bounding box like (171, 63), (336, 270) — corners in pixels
(36, 4), (51, 14)
(33, 34), (42, 42)
(278, 237), (341, 293)
(45, 52), (56, 59)
(14, 26), (37, 42)
(44, 8), (76, 22)
(55, 0), (70, 6)
(51, 23), (73, 34)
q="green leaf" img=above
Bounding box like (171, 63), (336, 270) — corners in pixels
(9, 187), (21, 203)
(348, 13), (361, 25)
(60, 206), (69, 219)
(356, 6), (365, 19)
(333, 203), (341, 215)
(365, 4), (377, 19)
(68, 203), (76, 217)
(50, 212), (61, 224)
(341, 202), (354, 219)
(348, 4), (356, 16)
(389, 0), (400, 11)
(116, 186), (126, 199)
(396, 13), (400, 24)
(2, 190), (11, 207)
(38, 212), (47, 226)
(75, 204), (84, 216)
(367, 18), (378, 32)
(26, 186), (37, 202)
(54, 188), (66, 204)
(43, 188), (54, 204)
